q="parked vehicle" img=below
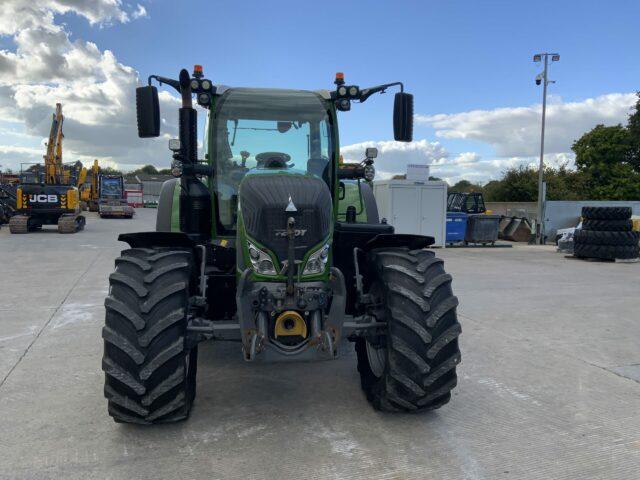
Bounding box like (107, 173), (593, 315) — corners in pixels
(101, 66), (461, 424)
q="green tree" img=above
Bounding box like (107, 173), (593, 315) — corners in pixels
(450, 179), (483, 193)
(482, 180), (502, 201)
(482, 165), (589, 202)
(572, 124), (640, 200)
(101, 167), (123, 175)
(130, 165), (159, 175)
(484, 166), (537, 201)
(627, 92), (640, 171)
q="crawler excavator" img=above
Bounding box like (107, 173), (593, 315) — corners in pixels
(9, 103), (85, 233)
(81, 159), (100, 212)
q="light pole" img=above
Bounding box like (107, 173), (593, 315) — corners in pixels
(533, 52), (559, 244)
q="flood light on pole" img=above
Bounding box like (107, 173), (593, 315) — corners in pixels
(532, 52), (560, 244)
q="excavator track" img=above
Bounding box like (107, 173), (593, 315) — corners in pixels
(8, 215), (30, 234)
(57, 214), (85, 234)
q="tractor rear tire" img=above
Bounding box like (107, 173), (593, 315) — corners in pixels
(356, 248), (461, 412)
(102, 247), (198, 424)
(582, 219), (633, 232)
(581, 206), (632, 220)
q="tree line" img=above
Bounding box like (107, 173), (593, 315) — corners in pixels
(100, 165), (173, 176)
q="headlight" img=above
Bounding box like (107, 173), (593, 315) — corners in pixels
(338, 86), (347, 97)
(364, 163), (375, 181)
(302, 242), (330, 276)
(247, 241), (277, 275)
(348, 86), (359, 97)
(171, 160), (183, 177)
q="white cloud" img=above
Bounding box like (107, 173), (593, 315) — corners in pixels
(417, 93), (636, 157)
(341, 139), (448, 179)
(132, 4), (148, 19)
(339, 140), (579, 185)
(0, 0), (176, 172)
(0, 0), (130, 36)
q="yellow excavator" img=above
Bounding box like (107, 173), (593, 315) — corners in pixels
(9, 103), (85, 233)
(80, 159), (100, 211)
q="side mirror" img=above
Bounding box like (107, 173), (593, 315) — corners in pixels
(136, 86), (160, 138)
(393, 92), (413, 142)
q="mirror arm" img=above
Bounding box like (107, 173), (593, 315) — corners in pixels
(358, 81), (404, 103)
(148, 75), (180, 93)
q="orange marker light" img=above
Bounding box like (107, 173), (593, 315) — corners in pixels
(193, 64), (203, 78)
(334, 72), (345, 86)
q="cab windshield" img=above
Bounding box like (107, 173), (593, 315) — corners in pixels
(212, 88), (333, 233)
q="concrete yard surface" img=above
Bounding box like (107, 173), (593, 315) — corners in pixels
(1, 209), (639, 479)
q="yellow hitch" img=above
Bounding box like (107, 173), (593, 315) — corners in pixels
(274, 311), (307, 338)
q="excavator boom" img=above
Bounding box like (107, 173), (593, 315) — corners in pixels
(44, 103), (64, 185)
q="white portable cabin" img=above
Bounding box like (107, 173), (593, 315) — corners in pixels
(373, 180), (447, 247)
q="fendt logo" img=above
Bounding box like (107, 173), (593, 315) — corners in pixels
(29, 194), (58, 203)
(274, 229), (307, 238)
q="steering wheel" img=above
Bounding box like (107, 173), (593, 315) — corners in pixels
(255, 152), (291, 169)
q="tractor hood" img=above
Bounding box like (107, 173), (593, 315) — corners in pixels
(239, 172), (332, 262)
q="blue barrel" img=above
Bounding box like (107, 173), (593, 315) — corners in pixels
(446, 212), (468, 243)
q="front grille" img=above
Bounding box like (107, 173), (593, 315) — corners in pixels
(240, 174), (332, 262)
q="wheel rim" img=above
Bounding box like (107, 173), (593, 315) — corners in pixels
(366, 340), (386, 378)
(366, 281), (387, 378)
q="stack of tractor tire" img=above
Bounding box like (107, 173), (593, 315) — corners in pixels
(574, 206), (639, 261)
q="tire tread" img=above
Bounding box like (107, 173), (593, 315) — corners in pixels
(356, 248), (461, 412)
(102, 247), (196, 424)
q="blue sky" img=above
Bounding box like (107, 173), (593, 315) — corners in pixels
(1, 0), (639, 182)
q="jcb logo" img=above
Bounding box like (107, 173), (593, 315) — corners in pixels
(29, 194), (58, 203)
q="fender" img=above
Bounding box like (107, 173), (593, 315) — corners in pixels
(363, 233), (434, 252)
(118, 231), (195, 249)
(156, 178), (180, 232)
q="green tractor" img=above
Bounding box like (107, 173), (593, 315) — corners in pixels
(102, 66), (461, 424)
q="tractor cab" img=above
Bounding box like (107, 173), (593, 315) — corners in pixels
(209, 88), (334, 235)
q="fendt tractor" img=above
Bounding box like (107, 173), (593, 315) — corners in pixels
(9, 103), (85, 234)
(102, 66), (461, 424)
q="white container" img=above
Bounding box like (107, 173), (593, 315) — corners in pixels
(373, 180), (447, 247)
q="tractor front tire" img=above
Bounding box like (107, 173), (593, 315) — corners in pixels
(102, 247), (198, 424)
(356, 248), (461, 412)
